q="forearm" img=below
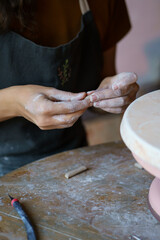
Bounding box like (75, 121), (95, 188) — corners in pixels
(0, 86), (20, 122)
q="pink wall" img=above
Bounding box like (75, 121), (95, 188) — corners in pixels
(116, 0), (160, 94)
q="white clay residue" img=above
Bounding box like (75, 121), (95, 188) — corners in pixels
(32, 94), (44, 102)
(25, 94), (43, 114)
(0, 143), (159, 239)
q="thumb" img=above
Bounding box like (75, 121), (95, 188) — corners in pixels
(47, 89), (87, 101)
(112, 72), (138, 90)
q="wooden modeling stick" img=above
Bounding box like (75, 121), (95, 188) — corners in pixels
(65, 166), (87, 179)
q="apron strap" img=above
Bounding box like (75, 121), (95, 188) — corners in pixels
(79, 0), (90, 14)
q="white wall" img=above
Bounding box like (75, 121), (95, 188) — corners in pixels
(116, 0), (160, 94)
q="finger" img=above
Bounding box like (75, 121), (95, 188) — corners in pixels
(43, 98), (91, 115)
(38, 110), (85, 130)
(87, 90), (96, 96)
(89, 88), (117, 102)
(130, 83), (139, 97)
(93, 96), (130, 108)
(94, 85), (139, 110)
(127, 90), (138, 103)
(112, 72), (138, 90)
(52, 110), (85, 125)
(47, 88), (87, 101)
(113, 82), (139, 97)
(39, 124), (75, 130)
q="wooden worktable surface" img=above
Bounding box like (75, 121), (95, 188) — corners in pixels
(0, 142), (159, 240)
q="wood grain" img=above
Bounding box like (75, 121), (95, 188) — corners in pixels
(0, 142), (160, 240)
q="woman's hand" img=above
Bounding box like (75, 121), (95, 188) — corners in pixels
(88, 72), (139, 114)
(2, 85), (91, 129)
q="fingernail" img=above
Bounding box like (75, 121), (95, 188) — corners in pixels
(112, 84), (118, 90)
(90, 94), (97, 102)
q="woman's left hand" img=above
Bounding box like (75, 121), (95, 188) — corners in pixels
(87, 72), (139, 114)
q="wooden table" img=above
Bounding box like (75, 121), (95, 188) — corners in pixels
(0, 142), (160, 240)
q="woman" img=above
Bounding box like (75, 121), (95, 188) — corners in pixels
(0, 0), (138, 176)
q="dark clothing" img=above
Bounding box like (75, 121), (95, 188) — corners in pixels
(0, 10), (102, 176)
(11, 0), (131, 51)
(0, 0), (131, 176)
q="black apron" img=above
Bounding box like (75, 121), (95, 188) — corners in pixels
(0, 0), (102, 176)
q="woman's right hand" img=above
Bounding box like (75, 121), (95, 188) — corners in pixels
(1, 85), (91, 130)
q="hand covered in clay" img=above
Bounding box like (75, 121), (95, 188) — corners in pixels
(88, 72), (139, 114)
(14, 85), (91, 129)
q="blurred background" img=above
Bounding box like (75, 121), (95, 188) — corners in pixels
(117, 0), (160, 95)
(83, 0), (160, 146)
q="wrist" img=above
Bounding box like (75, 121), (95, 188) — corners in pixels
(0, 86), (22, 120)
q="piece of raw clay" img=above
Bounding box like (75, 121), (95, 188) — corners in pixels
(65, 166), (88, 179)
(134, 162), (143, 169)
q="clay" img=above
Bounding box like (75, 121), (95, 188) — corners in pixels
(65, 165), (87, 178)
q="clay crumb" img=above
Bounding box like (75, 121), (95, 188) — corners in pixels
(134, 162), (143, 170)
(65, 166), (88, 179)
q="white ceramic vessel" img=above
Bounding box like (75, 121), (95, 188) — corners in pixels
(120, 90), (160, 221)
